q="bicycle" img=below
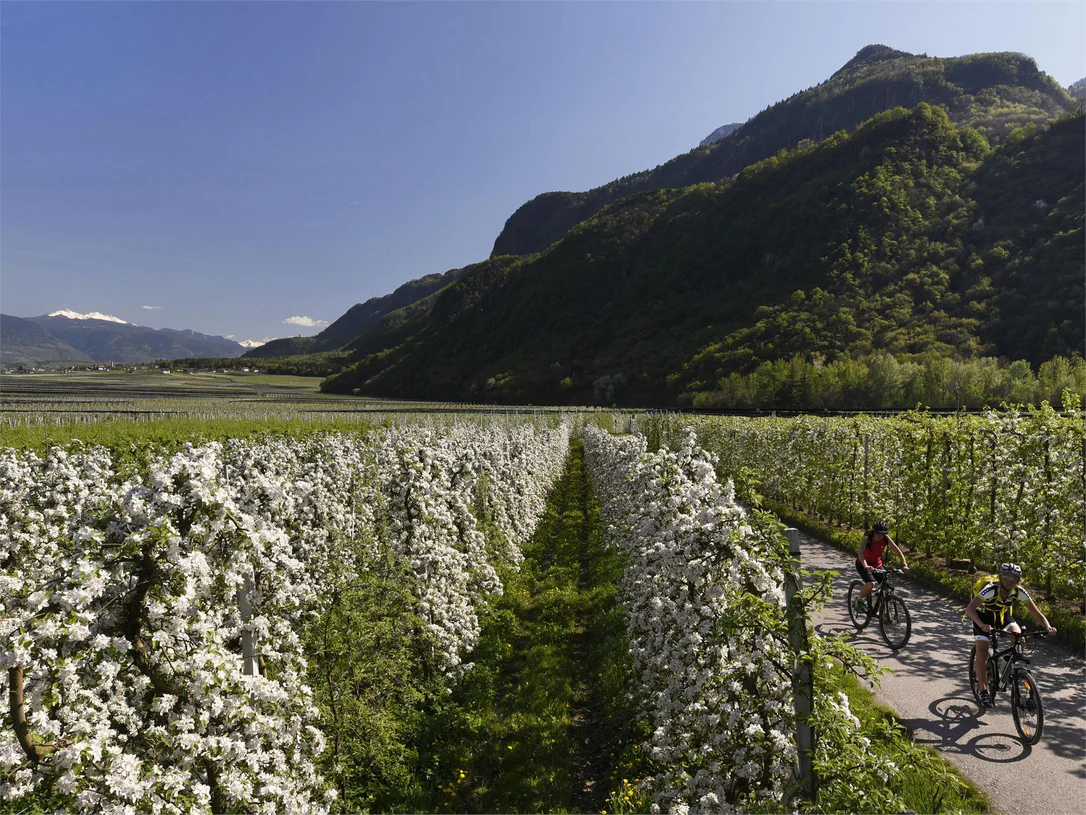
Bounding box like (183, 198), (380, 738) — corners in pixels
(847, 567), (912, 648)
(968, 626), (1047, 744)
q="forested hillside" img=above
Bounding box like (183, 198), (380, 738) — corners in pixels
(322, 106), (1084, 407)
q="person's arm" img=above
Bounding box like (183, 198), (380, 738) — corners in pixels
(965, 596), (989, 631)
(886, 537), (909, 571)
(1025, 597), (1056, 634)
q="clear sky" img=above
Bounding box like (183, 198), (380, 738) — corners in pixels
(2, 1), (1083, 344)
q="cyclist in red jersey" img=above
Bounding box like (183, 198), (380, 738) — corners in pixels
(855, 520), (909, 604)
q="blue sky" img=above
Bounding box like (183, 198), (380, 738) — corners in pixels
(2, 1), (1083, 344)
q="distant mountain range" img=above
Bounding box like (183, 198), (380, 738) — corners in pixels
(0, 311), (246, 365)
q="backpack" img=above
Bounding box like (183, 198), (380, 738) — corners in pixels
(972, 574), (1000, 598)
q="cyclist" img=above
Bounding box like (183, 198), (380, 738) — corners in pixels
(965, 562), (1056, 707)
(854, 521), (909, 609)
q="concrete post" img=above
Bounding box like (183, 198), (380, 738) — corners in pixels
(783, 527), (816, 802)
(237, 572), (259, 677)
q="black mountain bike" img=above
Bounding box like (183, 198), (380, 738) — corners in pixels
(968, 626), (1047, 744)
(847, 567), (912, 648)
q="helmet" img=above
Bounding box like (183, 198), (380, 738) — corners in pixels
(999, 563), (1023, 580)
(871, 521), (889, 534)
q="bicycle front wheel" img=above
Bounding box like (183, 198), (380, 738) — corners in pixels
(878, 596), (911, 649)
(1011, 667), (1044, 744)
(847, 581), (870, 628)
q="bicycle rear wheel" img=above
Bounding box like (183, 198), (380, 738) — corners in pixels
(878, 596), (911, 649)
(847, 581), (870, 629)
(1011, 667), (1044, 744)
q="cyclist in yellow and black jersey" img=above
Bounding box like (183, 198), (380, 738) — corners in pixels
(965, 563), (1056, 707)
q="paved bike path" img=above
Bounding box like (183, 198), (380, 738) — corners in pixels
(796, 529), (1086, 815)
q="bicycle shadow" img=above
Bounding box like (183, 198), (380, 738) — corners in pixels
(897, 695), (1034, 763)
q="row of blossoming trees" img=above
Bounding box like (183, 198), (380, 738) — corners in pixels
(1, 421), (570, 813)
(5, 415), (983, 814)
(584, 425), (915, 814)
(652, 404), (1085, 598)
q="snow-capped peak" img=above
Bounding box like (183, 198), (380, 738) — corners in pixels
(238, 339), (267, 348)
(48, 309), (128, 324)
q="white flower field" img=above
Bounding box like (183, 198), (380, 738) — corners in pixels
(1, 405), (1081, 814)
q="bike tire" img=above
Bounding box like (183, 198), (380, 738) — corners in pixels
(878, 597), (911, 649)
(847, 580), (870, 629)
(1011, 667), (1044, 745)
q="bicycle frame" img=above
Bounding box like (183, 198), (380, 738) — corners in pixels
(985, 630), (1031, 696)
(848, 567), (911, 647)
(869, 572), (899, 613)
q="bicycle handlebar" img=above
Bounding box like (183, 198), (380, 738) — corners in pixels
(991, 626), (1049, 638)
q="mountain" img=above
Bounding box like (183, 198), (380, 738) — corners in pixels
(240, 336), (318, 358)
(321, 105), (1084, 406)
(490, 46), (1073, 258)
(0, 313), (245, 364)
(0, 315), (91, 365)
(241, 265), (472, 359)
(46, 309), (129, 324)
(699, 123), (743, 147)
(1070, 77), (1086, 100)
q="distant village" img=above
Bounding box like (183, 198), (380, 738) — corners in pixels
(1, 362), (270, 375)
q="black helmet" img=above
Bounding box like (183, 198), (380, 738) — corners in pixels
(871, 520), (889, 534)
(999, 563), (1023, 579)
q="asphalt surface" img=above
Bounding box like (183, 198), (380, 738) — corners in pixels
(794, 529), (1086, 815)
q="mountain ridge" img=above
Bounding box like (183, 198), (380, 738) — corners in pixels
(320, 104), (1084, 406)
(0, 313), (245, 364)
(489, 46), (1072, 258)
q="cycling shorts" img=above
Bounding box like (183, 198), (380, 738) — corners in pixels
(973, 609), (1019, 641)
(855, 561), (886, 584)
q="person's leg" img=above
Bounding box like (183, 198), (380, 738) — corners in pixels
(855, 562), (876, 598)
(974, 635), (992, 706)
(861, 568), (885, 598)
(974, 637), (990, 690)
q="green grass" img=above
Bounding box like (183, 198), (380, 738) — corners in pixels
(404, 439), (645, 815)
(828, 663), (992, 814)
(214, 372), (325, 389)
(0, 416), (380, 453)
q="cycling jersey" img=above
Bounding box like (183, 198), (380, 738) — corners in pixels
(976, 581), (1032, 627)
(858, 534), (887, 568)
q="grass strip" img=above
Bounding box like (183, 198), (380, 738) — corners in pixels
(0, 416), (382, 452)
(827, 662), (993, 814)
(408, 439), (643, 814)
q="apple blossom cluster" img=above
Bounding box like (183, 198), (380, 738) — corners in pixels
(584, 425), (799, 813)
(1, 420), (569, 813)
